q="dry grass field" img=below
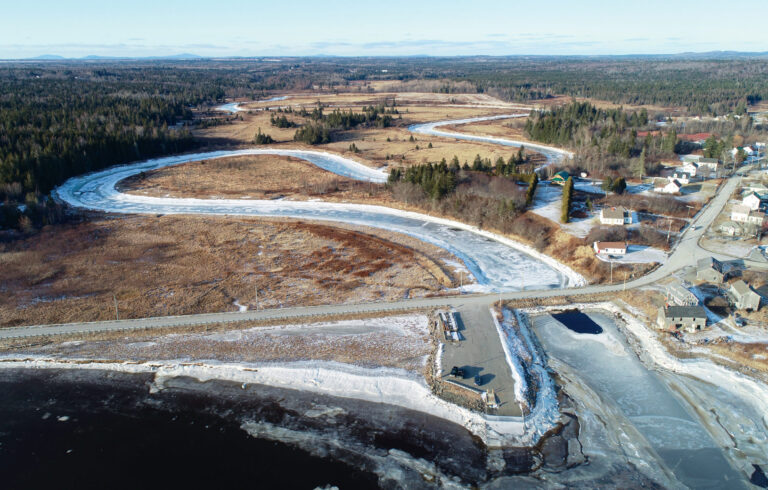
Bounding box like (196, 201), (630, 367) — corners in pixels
(0, 215), (461, 327)
(197, 91), (544, 171)
(120, 154), (390, 202)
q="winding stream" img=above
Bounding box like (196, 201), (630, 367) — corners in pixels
(54, 114), (585, 292)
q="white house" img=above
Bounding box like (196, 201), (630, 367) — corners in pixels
(668, 172), (691, 184)
(732, 204), (751, 222)
(655, 179), (682, 194)
(699, 158), (720, 171)
(593, 241), (627, 255)
(682, 162), (699, 177)
(600, 206), (632, 225)
(732, 204), (766, 226)
(743, 192), (762, 211)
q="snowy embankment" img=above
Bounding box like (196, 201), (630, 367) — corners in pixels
(409, 114), (574, 167)
(54, 150), (585, 291)
(0, 356), (530, 445)
(488, 308), (560, 443)
(614, 301), (768, 421)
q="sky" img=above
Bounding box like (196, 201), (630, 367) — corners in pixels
(2, 0), (768, 58)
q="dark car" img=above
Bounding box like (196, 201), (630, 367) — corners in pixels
(474, 375), (483, 386)
(449, 366), (465, 378)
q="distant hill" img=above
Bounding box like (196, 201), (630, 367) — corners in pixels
(20, 53), (205, 61)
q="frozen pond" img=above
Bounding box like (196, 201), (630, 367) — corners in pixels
(54, 150), (583, 292)
(530, 311), (746, 488)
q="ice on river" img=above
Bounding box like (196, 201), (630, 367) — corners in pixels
(54, 150), (584, 292)
(530, 311), (744, 488)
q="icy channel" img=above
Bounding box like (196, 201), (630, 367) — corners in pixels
(530, 311), (746, 488)
(54, 150), (583, 292)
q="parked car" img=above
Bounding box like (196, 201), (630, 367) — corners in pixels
(474, 375), (482, 386)
(449, 366), (465, 378)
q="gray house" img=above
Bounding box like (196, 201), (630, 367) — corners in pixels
(696, 257), (730, 284)
(657, 305), (708, 333)
(729, 280), (761, 311)
(665, 283), (699, 306)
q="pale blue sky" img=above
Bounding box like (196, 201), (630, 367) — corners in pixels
(2, 0), (767, 58)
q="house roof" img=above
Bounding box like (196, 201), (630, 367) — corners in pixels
(697, 256), (726, 273)
(664, 305), (707, 319)
(601, 207), (626, 219)
(732, 204), (752, 215)
(552, 171), (570, 181)
(594, 241), (626, 249)
(668, 179), (682, 188)
(731, 280), (757, 297)
(720, 220), (744, 230)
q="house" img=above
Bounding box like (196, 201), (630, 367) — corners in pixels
(593, 241), (627, 255)
(698, 157), (720, 171)
(682, 162), (700, 177)
(732, 204), (765, 226)
(551, 171), (570, 185)
(743, 192), (763, 211)
(742, 182), (768, 195)
(665, 283), (699, 306)
(657, 305), (708, 333)
(599, 206), (631, 225)
(668, 172), (691, 184)
(729, 280), (761, 311)
(682, 155), (702, 164)
(655, 179), (682, 194)
(696, 257), (730, 283)
(719, 220), (745, 236)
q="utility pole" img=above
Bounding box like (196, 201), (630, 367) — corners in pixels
(113, 294), (119, 321)
(610, 259), (613, 284)
(666, 219), (673, 245)
(254, 285), (260, 310)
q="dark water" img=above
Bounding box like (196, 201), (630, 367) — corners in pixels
(552, 311), (604, 334)
(0, 368), (495, 489)
(0, 370), (378, 490)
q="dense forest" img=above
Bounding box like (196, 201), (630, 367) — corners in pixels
(0, 65), (230, 198)
(526, 101), (680, 179)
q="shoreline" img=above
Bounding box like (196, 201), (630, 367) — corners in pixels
(0, 356), (532, 447)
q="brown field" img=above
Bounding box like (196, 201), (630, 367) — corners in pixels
(197, 91), (544, 170)
(120, 154), (391, 203)
(120, 152), (637, 285)
(0, 215), (462, 327)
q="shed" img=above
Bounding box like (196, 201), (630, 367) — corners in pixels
(729, 280), (761, 311)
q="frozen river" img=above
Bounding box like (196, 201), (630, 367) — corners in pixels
(531, 311), (747, 488)
(409, 114), (574, 166)
(54, 149), (584, 292)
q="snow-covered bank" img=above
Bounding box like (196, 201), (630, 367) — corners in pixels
(54, 149), (585, 292)
(489, 308), (560, 443)
(0, 356), (531, 446)
(409, 114), (574, 166)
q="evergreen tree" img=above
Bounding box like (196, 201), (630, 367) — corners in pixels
(561, 177), (573, 223)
